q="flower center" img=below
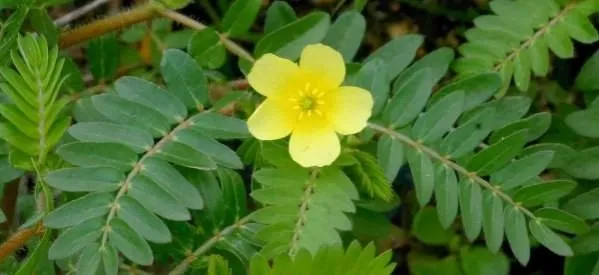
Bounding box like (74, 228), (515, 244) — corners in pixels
(290, 82), (325, 119)
(300, 97), (316, 110)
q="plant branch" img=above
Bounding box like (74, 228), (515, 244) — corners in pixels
(367, 123), (537, 221)
(59, 3), (159, 49)
(0, 223), (43, 261)
(168, 215), (252, 275)
(493, 3), (575, 71)
(289, 169), (319, 256)
(157, 9), (256, 63)
(54, 0), (112, 26)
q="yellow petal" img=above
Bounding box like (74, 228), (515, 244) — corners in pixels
(289, 124), (340, 167)
(247, 99), (295, 140)
(248, 54), (300, 97)
(329, 86), (373, 135)
(299, 44), (345, 89)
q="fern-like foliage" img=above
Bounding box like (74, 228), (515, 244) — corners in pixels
(454, 0), (599, 93)
(369, 52), (586, 264)
(0, 7), (29, 66)
(249, 241), (396, 275)
(250, 166), (358, 258)
(41, 49), (250, 273)
(0, 33), (70, 168)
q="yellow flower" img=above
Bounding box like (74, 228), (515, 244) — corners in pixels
(247, 44), (374, 167)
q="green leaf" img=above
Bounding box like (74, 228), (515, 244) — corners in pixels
(412, 207), (454, 245)
(68, 122), (153, 153)
(461, 96), (531, 130)
(346, 151), (394, 201)
(575, 49), (599, 92)
(45, 167), (124, 192)
(384, 69), (435, 128)
(188, 27), (227, 69)
(504, 206), (530, 265)
(520, 143), (575, 169)
(489, 112), (551, 143)
(564, 254), (599, 275)
(117, 195), (171, 243)
(529, 219), (573, 256)
(156, 139), (217, 170)
(77, 244), (102, 275)
(490, 150), (553, 190)
(57, 142), (137, 170)
(15, 226), (52, 275)
(264, 1), (296, 34)
(571, 227), (599, 254)
(347, 59), (389, 116)
(565, 108), (599, 138)
(482, 191), (504, 253)
(350, 207), (392, 239)
(114, 76), (187, 123)
(413, 90), (464, 143)
(322, 11), (366, 62)
(44, 192), (113, 229)
(190, 112), (250, 140)
(48, 218), (104, 260)
(377, 135), (404, 182)
(545, 23), (574, 58)
(220, 0), (261, 37)
(440, 107), (495, 159)
(563, 187), (599, 220)
(109, 218), (153, 265)
(513, 180), (576, 207)
(174, 129), (242, 169)
(394, 48), (454, 93)
(459, 178), (482, 242)
(364, 35), (424, 80)
(435, 165), (458, 229)
(534, 208), (589, 235)
(141, 157), (204, 210)
(465, 129), (528, 176)
(562, 9), (598, 43)
(407, 149), (435, 206)
(28, 8), (59, 45)
(87, 34), (120, 81)
(563, 147), (599, 179)
(102, 243), (119, 275)
(254, 11), (330, 60)
(459, 247), (510, 275)
(0, 7), (28, 66)
(161, 49), (210, 109)
(128, 175), (191, 221)
(92, 94), (172, 138)
(0, 155), (22, 184)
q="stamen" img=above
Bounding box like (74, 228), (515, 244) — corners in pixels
(298, 113), (304, 120)
(317, 100), (324, 105)
(307, 110), (313, 116)
(289, 98), (298, 102)
(315, 110), (323, 116)
(292, 105), (300, 110)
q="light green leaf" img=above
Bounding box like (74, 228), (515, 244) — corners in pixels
(117, 195), (171, 243)
(68, 122), (153, 153)
(465, 129), (528, 176)
(513, 180), (576, 207)
(57, 142), (137, 170)
(407, 149), (435, 206)
(128, 175), (191, 221)
(220, 0), (261, 37)
(482, 191), (504, 253)
(490, 150), (554, 190)
(161, 49), (210, 109)
(48, 218), (104, 260)
(264, 1), (296, 34)
(322, 11), (366, 62)
(188, 27), (226, 69)
(190, 112), (250, 140)
(254, 11), (330, 60)
(114, 76), (187, 123)
(528, 39), (550, 76)
(0, 7), (28, 65)
(45, 167), (124, 192)
(141, 157), (204, 210)
(377, 135), (404, 182)
(534, 208), (589, 235)
(156, 139), (217, 170)
(544, 23), (574, 58)
(504, 206), (530, 265)
(529, 219), (573, 256)
(413, 90), (464, 143)
(435, 165), (458, 229)
(102, 243), (119, 275)
(347, 59), (389, 116)
(562, 9), (598, 43)
(77, 243), (102, 275)
(364, 35), (423, 80)
(513, 48), (531, 91)
(563, 187), (599, 220)
(175, 129), (243, 169)
(109, 218), (153, 265)
(384, 69), (435, 128)
(459, 178), (482, 242)
(412, 207), (454, 245)
(345, 151), (393, 201)
(44, 192), (113, 229)
(92, 94), (172, 137)
(87, 34), (120, 81)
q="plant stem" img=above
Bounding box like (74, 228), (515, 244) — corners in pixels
(54, 0), (112, 26)
(158, 9), (255, 63)
(367, 123), (538, 221)
(59, 3), (159, 48)
(168, 215), (252, 275)
(0, 224), (43, 262)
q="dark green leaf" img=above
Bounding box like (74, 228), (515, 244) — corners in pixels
(513, 180), (576, 207)
(77, 244), (102, 275)
(102, 243), (119, 275)
(459, 178), (482, 242)
(377, 135), (404, 182)
(156, 140), (217, 170)
(44, 192), (113, 229)
(128, 175), (191, 221)
(407, 149), (435, 206)
(322, 11), (366, 62)
(28, 8), (58, 45)
(575, 49), (599, 92)
(534, 208), (589, 235)
(482, 191), (504, 253)
(161, 49), (210, 109)
(188, 28), (227, 69)
(364, 35), (423, 80)
(412, 207), (454, 245)
(565, 108), (599, 138)
(109, 218), (153, 265)
(571, 227), (599, 254)
(45, 167), (124, 192)
(489, 112), (551, 143)
(564, 254), (599, 275)
(465, 129), (528, 176)
(0, 155), (22, 184)
(435, 165), (458, 229)
(264, 1), (296, 34)
(220, 0), (261, 37)
(384, 69), (435, 128)
(57, 142), (137, 170)
(190, 112), (250, 140)
(68, 122), (153, 153)
(440, 107), (495, 159)
(504, 206), (530, 265)
(87, 34), (120, 80)
(563, 187), (599, 220)
(394, 47), (454, 93)
(117, 195), (171, 243)
(175, 129), (242, 169)
(413, 90), (464, 143)
(490, 151), (553, 190)
(529, 219), (573, 256)
(48, 218), (104, 259)
(459, 247), (510, 275)
(347, 59), (388, 116)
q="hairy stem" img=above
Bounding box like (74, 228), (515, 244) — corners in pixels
(59, 3), (158, 48)
(168, 215), (252, 275)
(289, 169), (319, 256)
(158, 9), (256, 63)
(367, 123), (537, 221)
